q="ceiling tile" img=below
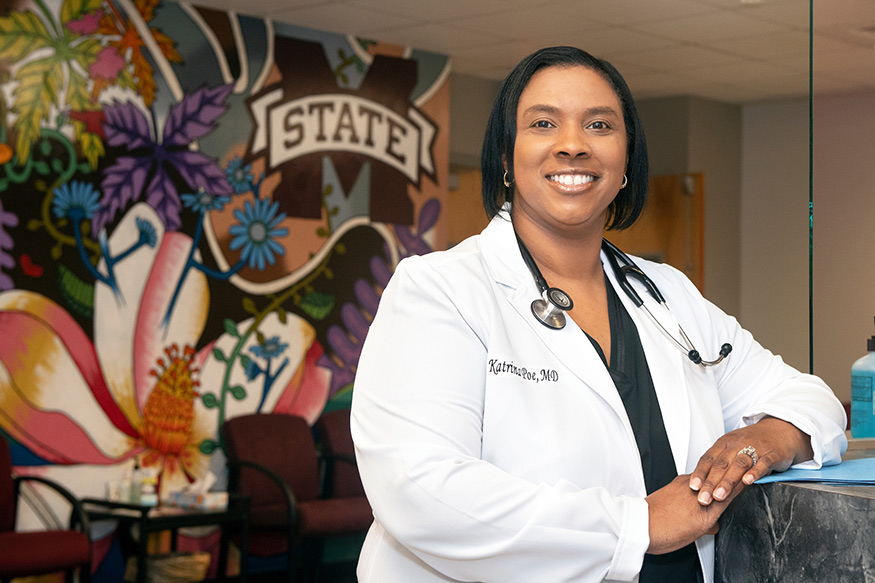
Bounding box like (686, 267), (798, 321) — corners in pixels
(174, 0), (875, 103)
(347, 0), (507, 21)
(560, 28), (681, 59)
(814, 44), (875, 73)
(682, 59), (803, 86)
(813, 0), (875, 30)
(743, 0), (810, 29)
(271, 2), (417, 33)
(445, 6), (608, 41)
(556, 0), (720, 26)
(618, 44), (746, 71)
(448, 41), (550, 71)
(195, 0), (326, 16)
(631, 9), (792, 44)
(708, 30), (810, 60)
(694, 0), (810, 28)
(357, 21), (507, 53)
(813, 71), (875, 97)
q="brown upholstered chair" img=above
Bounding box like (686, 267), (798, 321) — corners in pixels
(221, 413), (372, 583)
(0, 438), (92, 583)
(314, 409), (369, 501)
(313, 408), (372, 574)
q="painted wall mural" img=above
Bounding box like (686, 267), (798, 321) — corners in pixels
(0, 0), (448, 575)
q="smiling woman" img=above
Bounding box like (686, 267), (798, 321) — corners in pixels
(350, 46), (846, 583)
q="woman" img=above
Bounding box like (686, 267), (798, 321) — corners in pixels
(350, 46), (846, 583)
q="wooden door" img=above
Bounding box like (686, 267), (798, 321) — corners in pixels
(607, 173), (704, 292)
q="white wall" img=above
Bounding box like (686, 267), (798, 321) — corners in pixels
(688, 99), (742, 318)
(812, 93), (875, 404)
(740, 100), (810, 374)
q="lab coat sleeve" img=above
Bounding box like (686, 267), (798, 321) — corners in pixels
(351, 255), (650, 583)
(657, 264), (847, 469)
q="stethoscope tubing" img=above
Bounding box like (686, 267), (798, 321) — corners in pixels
(516, 232), (732, 367)
(633, 295), (730, 366)
(601, 239), (731, 366)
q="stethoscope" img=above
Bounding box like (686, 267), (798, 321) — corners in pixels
(515, 234), (732, 367)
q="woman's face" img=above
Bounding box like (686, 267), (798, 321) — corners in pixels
(511, 65), (628, 238)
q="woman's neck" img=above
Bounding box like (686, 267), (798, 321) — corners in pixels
(511, 214), (605, 285)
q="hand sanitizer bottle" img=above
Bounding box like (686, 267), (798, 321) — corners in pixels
(851, 318), (875, 438)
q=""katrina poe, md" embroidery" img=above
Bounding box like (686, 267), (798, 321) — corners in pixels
(488, 359), (559, 384)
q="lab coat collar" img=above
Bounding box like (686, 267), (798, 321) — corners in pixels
(478, 209), (692, 474)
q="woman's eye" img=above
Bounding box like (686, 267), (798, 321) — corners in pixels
(532, 120), (554, 128)
(588, 121), (611, 130)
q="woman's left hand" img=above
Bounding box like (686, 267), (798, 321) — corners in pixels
(689, 416), (814, 506)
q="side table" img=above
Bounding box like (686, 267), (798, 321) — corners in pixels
(82, 495), (250, 583)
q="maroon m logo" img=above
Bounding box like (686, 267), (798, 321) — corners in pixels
(246, 37), (437, 226)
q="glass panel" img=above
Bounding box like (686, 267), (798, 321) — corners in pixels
(812, 0), (875, 415)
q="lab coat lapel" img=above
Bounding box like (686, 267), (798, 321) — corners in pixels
(479, 216), (631, 421)
(507, 283), (626, 415)
(603, 251), (692, 475)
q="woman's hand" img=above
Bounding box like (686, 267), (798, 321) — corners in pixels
(645, 474), (737, 554)
(689, 416), (814, 506)
(647, 417), (813, 555)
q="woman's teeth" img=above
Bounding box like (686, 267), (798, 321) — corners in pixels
(549, 174), (594, 186)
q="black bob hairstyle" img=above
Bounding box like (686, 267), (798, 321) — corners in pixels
(480, 46), (649, 230)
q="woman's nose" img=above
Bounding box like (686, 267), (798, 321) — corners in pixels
(555, 126), (590, 158)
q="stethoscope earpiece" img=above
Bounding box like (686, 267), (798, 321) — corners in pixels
(690, 343), (732, 366)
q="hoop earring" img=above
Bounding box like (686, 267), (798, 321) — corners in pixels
(504, 171), (512, 188)
(620, 174), (628, 189)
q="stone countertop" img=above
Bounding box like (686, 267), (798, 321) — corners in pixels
(714, 442), (875, 583)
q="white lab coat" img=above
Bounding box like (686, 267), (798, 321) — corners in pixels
(351, 209), (847, 583)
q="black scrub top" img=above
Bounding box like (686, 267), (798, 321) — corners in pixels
(585, 277), (702, 583)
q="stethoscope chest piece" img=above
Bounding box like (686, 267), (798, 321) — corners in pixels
(531, 287), (574, 330)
